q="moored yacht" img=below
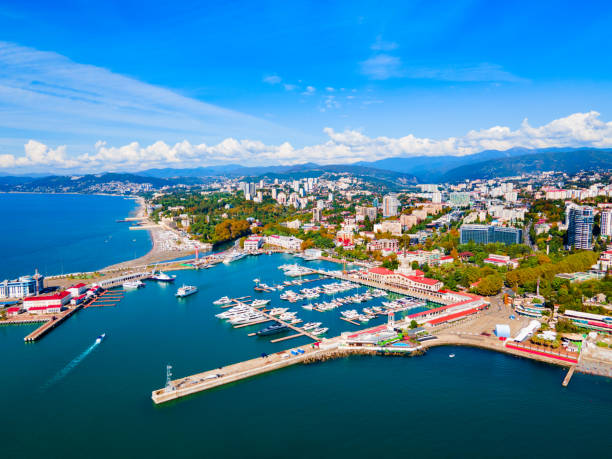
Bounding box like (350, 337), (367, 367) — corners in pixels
(151, 270), (175, 282)
(123, 280), (145, 289)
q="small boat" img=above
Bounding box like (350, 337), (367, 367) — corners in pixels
(95, 333), (106, 344)
(302, 322), (321, 331)
(123, 280), (145, 289)
(151, 271), (175, 282)
(176, 285), (198, 298)
(251, 299), (271, 307)
(449, 354), (455, 358)
(213, 296), (232, 305)
(311, 327), (328, 336)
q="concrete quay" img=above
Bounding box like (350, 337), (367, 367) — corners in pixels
(152, 339), (342, 404)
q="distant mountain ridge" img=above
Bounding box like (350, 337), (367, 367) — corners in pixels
(358, 147), (585, 182)
(441, 148), (612, 182)
(138, 163), (418, 187)
(0, 147), (610, 188)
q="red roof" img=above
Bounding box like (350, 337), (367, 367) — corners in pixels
(439, 256), (453, 260)
(484, 258), (506, 264)
(348, 324), (388, 339)
(368, 267), (394, 275)
(427, 306), (481, 325)
(6, 306), (20, 312)
(23, 291), (71, 302)
(70, 283), (86, 288)
(406, 276), (440, 286)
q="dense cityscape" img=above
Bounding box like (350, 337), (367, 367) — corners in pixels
(3, 167), (612, 382)
(2, 2), (612, 457)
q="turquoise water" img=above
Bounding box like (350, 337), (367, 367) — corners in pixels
(0, 193), (150, 279)
(1, 196), (611, 458)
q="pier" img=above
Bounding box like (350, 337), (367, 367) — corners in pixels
(562, 366), (576, 387)
(227, 300), (321, 341)
(24, 304), (83, 342)
(95, 272), (150, 289)
(152, 339), (341, 404)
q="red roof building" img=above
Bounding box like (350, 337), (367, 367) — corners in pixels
(23, 291), (71, 311)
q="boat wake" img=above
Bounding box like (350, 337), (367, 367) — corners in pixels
(40, 338), (102, 391)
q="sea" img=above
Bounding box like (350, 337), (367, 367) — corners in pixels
(1, 193), (611, 458)
(0, 193), (151, 280)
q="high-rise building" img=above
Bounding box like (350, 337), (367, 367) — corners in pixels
(356, 206), (377, 222)
(449, 192), (470, 207)
(459, 224), (522, 245)
(601, 210), (612, 238)
(431, 191), (442, 203)
(382, 194), (399, 217)
(312, 208), (322, 223)
(567, 205), (593, 250)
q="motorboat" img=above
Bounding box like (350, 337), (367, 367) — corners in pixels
(251, 299), (271, 307)
(95, 333), (106, 344)
(150, 270), (175, 282)
(123, 280), (145, 289)
(302, 322), (321, 331)
(213, 296), (232, 305)
(175, 285), (198, 298)
(311, 327), (328, 336)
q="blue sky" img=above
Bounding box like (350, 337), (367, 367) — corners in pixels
(1, 0), (612, 172)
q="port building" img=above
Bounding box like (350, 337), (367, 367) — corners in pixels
(0, 272), (45, 299)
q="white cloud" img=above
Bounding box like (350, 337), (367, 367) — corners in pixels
(404, 63), (525, 83)
(2, 111), (612, 172)
(360, 54), (404, 80)
(0, 41), (286, 152)
(263, 74), (282, 84)
(283, 83), (297, 91)
(370, 36), (398, 51)
(301, 86), (316, 96)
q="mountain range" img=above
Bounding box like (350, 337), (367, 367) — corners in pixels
(138, 146), (601, 183)
(0, 147), (609, 191)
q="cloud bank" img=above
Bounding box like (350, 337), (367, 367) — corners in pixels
(1, 111), (611, 173)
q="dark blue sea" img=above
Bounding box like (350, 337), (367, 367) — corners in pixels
(0, 193), (151, 279)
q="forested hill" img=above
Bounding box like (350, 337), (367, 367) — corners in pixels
(442, 149), (612, 182)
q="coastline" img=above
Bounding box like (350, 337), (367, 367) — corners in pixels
(101, 196), (195, 271)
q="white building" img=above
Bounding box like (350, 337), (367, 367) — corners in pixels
(243, 235), (264, 251)
(265, 235), (303, 251)
(601, 210), (612, 238)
